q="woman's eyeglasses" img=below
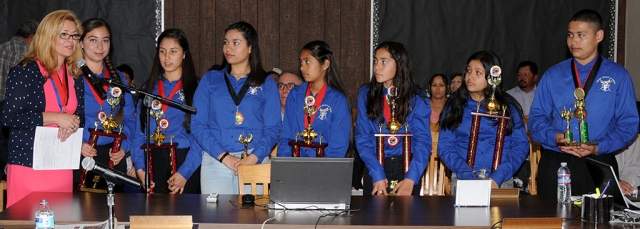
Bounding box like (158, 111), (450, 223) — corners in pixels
(60, 33), (81, 40)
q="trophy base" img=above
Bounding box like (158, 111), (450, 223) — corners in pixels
(141, 143), (179, 149)
(78, 186), (108, 193)
(557, 141), (598, 146)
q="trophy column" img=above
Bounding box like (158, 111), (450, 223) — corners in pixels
(466, 66), (510, 177)
(79, 87), (128, 193)
(139, 100), (178, 194)
(374, 86), (413, 192)
(288, 96), (328, 157)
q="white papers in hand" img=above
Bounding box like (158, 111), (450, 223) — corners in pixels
(32, 127), (83, 170)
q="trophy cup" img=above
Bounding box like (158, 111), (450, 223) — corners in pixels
(556, 89), (596, 146)
(139, 100), (178, 193)
(239, 133), (253, 159)
(79, 87), (128, 193)
(467, 66), (510, 173)
(288, 95), (328, 157)
(561, 106), (573, 143)
(374, 86), (413, 193)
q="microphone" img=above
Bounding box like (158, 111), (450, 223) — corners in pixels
(82, 157), (142, 189)
(77, 58), (107, 100)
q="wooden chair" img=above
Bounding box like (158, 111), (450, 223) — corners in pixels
(1, 179), (6, 212)
(422, 123), (451, 196)
(524, 115), (543, 195)
(237, 164), (271, 195)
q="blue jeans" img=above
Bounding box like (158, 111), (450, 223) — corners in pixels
(200, 149), (269, 194)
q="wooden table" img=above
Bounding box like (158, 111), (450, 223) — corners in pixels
(0, 192), (623, 228)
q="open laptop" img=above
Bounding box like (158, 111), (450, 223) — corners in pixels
(269, 157), (353, 210)
(585, 157), (640, 210)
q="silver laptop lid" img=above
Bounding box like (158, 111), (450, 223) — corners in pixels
(269, 157), (353, 210)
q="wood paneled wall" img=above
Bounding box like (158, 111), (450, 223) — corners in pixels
(164, 0), (371, 106)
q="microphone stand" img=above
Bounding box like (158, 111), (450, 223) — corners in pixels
(106, 180), (116, 229)
(99, 78), (196, 193)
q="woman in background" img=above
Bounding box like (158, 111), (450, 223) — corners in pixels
(191, 21), (280, 194)
(355, 41), (431, 196)
(449, 72), (462, 93)
(427, 73), (449, 125)
(438, 51), (528, 189)
(77, 18), (136, 192)
(277, 40), (351, 158)
(2, 10), (84, 207)
(132, 29), (201, 194)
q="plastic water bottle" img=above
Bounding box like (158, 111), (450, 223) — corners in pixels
(557, 162), (572, 203)
(35, 199), (54, 229)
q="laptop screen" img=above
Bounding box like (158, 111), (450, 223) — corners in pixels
(269, 157), (354, 210)
(585, 157), (631, 209)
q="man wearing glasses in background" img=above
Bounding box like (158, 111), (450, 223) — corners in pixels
(277, 70), (304, 121)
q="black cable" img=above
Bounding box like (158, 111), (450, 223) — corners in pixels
(314, 210), (348, 229)
(490, 220), (502, 229)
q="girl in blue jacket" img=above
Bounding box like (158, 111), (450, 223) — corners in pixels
(191, 22), (281, 194)
(438, 51), (528, 189)
(77, 18), (136, 191)
(132, 29), (201, 194)
(277, 40), (351, 158)
(355, 41), (431, 196)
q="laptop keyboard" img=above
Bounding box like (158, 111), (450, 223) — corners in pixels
(612, 209), (640, 223)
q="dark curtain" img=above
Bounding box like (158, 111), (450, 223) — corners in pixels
(0, 0), (156, 85)
(378, 0), (613, 90)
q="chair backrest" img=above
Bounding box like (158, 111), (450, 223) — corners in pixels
(237, 164), (271, 195)
(423, 123), (451, 196)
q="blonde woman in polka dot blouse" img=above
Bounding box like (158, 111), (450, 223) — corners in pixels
(1, 10), (85, 208)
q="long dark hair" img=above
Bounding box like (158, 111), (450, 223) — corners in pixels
(441, 51), (523, 134)
(300, 40), (347, 96)
(365, 41), (423, 124)
(212, 21), (267, 87)
(140, 28), (198, 133)
(81, 18), (125, 123)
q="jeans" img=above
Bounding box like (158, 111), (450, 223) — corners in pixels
(200, 149), (269, 194)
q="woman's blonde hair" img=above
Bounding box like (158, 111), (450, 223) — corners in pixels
(22, 10), (83, 78)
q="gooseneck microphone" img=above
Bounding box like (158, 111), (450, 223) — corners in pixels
(77, 58), (107, 100)
(81, 157), (142, 189)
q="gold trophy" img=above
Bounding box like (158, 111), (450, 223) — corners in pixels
(301, 97), (318, 144)
(102, 87), (122, 133)
(468, 66), (510, 173)
(561, 106), (573, 143)
(139, 100), (178, 194)
(239, 133), (253, 159)
(573, 88), (589, 143)
(80, 87), (128, 193)
(288, 95), (328, 157)
(149, 100), (166, 145)
(374, 86), (413, 193)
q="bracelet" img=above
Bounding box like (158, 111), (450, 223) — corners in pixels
(218, 152), (229, 163)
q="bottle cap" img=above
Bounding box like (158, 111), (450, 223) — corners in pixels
(40, 199), (48, 204)
(561, 162), (567, 167)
